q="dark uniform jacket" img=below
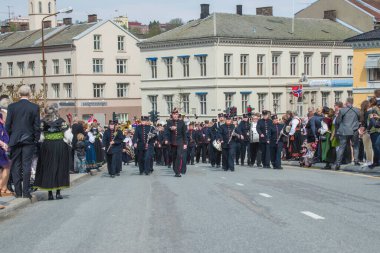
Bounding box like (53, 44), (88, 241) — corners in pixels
(270, 123), (285, 146)
(187, 130), (197, 147)
(164, 119), (187, 146)
(256, 119), (273, 144)
(103, 129), (124, 154)
(218, 124), (242, 148)
(133, 125), (157, 150)
(238, 120), (250, 142)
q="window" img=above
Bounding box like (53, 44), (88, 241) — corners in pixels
(272, 54), (279, 76)
(48, 2), (51, 13)
(164, 58), (173, 78)
(347, 56), (353, 75)
(240, 54), (248, 76)
(290, 55), (297, 76)
(52, 83), (60, 98)
(65, 59), (71, 74)
(272, 93), (282, 114)
(38, 1), (42, 13)
(63, 83), (72, 98)
(93, 35), (101, 50)
(117, 59), (127, 74)
(93, 83), (105, 98)
(149, 59), (157, 78)
(369, 68), (380, 81)
(334, 56), (341, 75)
(321, 92), (329, 107)
(93, 59), (103, 73)
(52, 59), (59, 75)
(117, 36), (125, 51)
(117, 113), (128, 123)
(347, 90), (353, 98)
(182, 94), (190, 114)
(149, 95), (158, 112)
(321, 55), (328, 76)
(164, 95), (174, 114)
(28, 61), (35, 76)
(257, 55), (264, 76)
(304, 55), (311, 76)
(258, 93), (267, 112)
(117, 83), (128, 97)
(199, 56), (207, 76)
(182, 57), (189, 77)
(17, 62), (25, 76)
(225, 93), (233, 110)
(311, 91), (317, 104)
(224, 54), (232, 76)
(7, 62), (13, 77)
(334, 91), (343, 103)
(200, 94), (207, 115)
(242, 94), (249, 113)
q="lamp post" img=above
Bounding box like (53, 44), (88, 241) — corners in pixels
(41, 7), (73, 105)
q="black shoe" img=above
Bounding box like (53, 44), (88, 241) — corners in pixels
(236, 162), (239, 165)
(334, 165), (340, 171)
(212, 164), (215, 167)
(174, 174), (182, 177)
(110, 175), (115, 178)
(56, 190), (63, 200)
(275, 167), (283, 170)
(145, 172), (149, 175)
(48, 191), (54, 201)
(257, 164), (262, 168)
(354, 162), (361, 166)
(323, 165), (331, 170)
(168, 165), (171, 168)
(191, 163), (195, 165)
(139, 172), (143, 175)
(116, 173), (120, 176)
(223, 169), (228, 171)
(230, 169), (235, 172)
(216, 165), (220, 168)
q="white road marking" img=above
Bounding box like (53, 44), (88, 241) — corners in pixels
(220, 177), (226, 180)
(236, 183), (244, 186)
(301, 211), (325, 220)
(259, 193), (272, 198)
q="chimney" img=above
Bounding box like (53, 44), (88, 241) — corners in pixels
(1, 25), (10, 33)
(88, 14), (98, 23)
(43, 20), (52, 28)
(324, 10), (337, 21)
(256, 6), (273, 16)
(200, 4), (210, 19)
(63, 18), (73, 25)
(236, 5), (243, 15)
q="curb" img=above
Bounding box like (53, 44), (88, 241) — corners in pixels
(0, 167), (104, 221)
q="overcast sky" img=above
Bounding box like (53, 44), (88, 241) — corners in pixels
(1, 0), (317, 23)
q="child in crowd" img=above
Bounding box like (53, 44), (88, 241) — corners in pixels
(75, 133), (87, 173)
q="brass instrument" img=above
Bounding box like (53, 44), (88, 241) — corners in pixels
(228, 127), (240, 144)
(125, 145), (135, 159)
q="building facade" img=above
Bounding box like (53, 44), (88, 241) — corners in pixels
(0, 17), (142, 126)
(296, 0), (380, 32)
(138, 11), (357, 119)
(345, 29), (380, 105)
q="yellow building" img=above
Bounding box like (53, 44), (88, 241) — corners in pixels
(345, 29), (380, 106)
(114, 16), (129, 29)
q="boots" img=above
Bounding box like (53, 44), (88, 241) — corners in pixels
(56, 190), (63, 200)
(48, 191), (54, 200)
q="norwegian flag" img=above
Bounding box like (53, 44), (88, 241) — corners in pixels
(292, 84), (303, 98)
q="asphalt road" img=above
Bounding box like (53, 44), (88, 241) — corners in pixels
(1, 163), (380, 253)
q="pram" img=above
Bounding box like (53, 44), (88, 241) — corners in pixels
(299, 141), (318, 168)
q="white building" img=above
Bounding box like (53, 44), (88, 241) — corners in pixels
(29, 0), (57, 30)
(0, 15), (142, 126)
(138, 6), (358, 119)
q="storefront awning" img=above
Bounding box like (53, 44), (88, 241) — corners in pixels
(365, 56), (380, 69)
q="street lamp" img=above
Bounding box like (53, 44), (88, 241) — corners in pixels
(41, 7), (73, 105)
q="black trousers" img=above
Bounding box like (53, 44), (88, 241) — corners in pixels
(249, 142), (260, 166)
(240, 141), (249, 165)
(216, 150), (222, 166)
(270, 142), (283, 168)
(10, 144), (35, 196)
(222, 142), (236, 171)
(106, 151), (122, 175)
(137, 149), (146, 173)
(260, 143), (271, 167)
(171, 145), (185, 175)
(209, 143), (216, 166)
(155, 146), (163, 164)
(196, 143), (207, 163)
(162, 145), (170, 165)
(144, 145), (154, 173)
(187, 145), (195, 164)
(235, 142), (241, 164)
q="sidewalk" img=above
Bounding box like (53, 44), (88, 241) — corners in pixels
(0, 168), (102, 220)
(282, 161), (380, 177)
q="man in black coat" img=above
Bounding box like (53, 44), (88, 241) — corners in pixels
(270, 115), (285, 169)
(5, 85), (41, 198)
(164, 108), (187, 177)
(238, 114), (251, 166)
(187, 122), (197, 165)
(256, 111), (273, 168)
(71, 118), (85, 173)
(102, 120), (124, 178)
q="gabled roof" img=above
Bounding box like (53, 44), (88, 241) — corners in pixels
(142, 13), (358, 44)
(344, 27), (380, 42)
(0, 20), (140, 51)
